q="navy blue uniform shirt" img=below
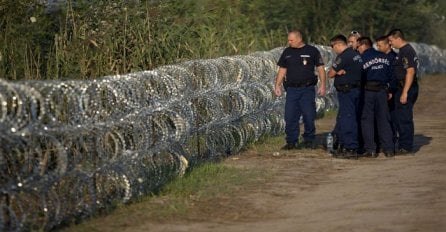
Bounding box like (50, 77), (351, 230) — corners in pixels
(361, 48), (392, 84)
(392, 44), (419, 81)
(387, 50), (397, 63)
(332, 47), (363, 85)
(387, 50), (398, 90)
(277, 45), (324, 84)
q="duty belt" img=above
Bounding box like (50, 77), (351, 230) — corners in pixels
(284, 80), (317, 88)
(335, 82), (360, 93)
(364, 81), (388, 92)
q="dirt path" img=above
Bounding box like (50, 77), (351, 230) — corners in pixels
(85, 75), (446, 232)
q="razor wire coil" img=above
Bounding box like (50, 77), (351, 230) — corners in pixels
(1, 43), (445, 231)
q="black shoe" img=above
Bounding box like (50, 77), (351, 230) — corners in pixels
(344, 149), (359, 159)
(363, 151), (378, 158)
(281, 143), (296, 150)
(333, 134), (339, 150)
(301, 140), (316, 149)
(334, 148), (358, 159)
(383, 150), (395, 157)
(396, 148), (414, 156)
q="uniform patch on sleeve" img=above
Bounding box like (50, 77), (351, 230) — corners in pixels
(335, 57), (342, 65)
(333, 57), (342, 68)
(402, 57), (409, 68)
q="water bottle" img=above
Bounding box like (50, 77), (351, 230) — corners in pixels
(326, 133), (333, 154)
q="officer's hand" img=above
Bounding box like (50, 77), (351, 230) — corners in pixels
(400, 92), (408, 104)
(336, 69), (346, 75)
(274, 85), (282, 97)
(318, 85), (326, 96)
(388, 93), (392, 100)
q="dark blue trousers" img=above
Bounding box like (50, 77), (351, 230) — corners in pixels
(336, 88), (360, 150)
(388, 92), (398, 143)
(393, 83), (419, 150)
(285, 86), (316, 144)
(361, 90), (394, 153)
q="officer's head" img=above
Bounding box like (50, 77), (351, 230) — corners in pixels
(387, 29), (406, 49)
(356, 37), (372, 54)
(288, 30), (304, 48)
(329, 34), (348, 54)
(376, 36), (392, 54)
(348, 30), (361, 50)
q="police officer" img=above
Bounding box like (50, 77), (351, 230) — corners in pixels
(376, 36), (397, 61)
(274, 30), (326, 150)
(348, 30), (361, 50)
(387, 29), (419, 154)
(331, 30), (362, 152)
(356, 37), (394, 157)
(328, 34), (363, 158)
(376, 35), (398, 144)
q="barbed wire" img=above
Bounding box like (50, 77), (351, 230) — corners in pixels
(1, 43), (445, 231)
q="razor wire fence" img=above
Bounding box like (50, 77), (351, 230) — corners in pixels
(1, 43), (445, 231)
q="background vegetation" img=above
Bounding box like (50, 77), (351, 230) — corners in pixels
(1, 0), (445, 80)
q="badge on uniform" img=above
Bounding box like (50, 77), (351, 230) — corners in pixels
(301, 54), (310, 65)
(402, 57), (409, 68)
(402, 57), (408, 65)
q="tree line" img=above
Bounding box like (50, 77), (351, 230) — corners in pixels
(0, 0), (444, 80)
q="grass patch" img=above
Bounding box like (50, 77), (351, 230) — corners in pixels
(62, 162), (270, 232)
(162, 163), (254, 197)
(321, 109), (338, 118)
(246, 134), (285, 153)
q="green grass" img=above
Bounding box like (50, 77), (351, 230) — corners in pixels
(321, 109), (338, 118)
(158, 163), (266, 200)
(62, 162), (270, 231)
(246, 134), (285, 153)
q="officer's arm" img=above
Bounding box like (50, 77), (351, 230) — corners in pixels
(317, 65), (326, 96)
(317, 65), (326, 87)
(328, 68), (337, 78)
(275, 67), (287, 88)
(274, 67), (287, 96)
(402, 67), (415, 95)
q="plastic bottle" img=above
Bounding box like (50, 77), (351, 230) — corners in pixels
(326, 132), (333, 154)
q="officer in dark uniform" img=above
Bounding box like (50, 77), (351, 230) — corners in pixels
(387, 29), (419, 154)
(274, 30), (326, 150)
(331, 30), (362, 151)
(356, 37), (394, 157)
(376, 35), (398, 144)
(328, 34), (363, 158)
(376, 36), (397, 61)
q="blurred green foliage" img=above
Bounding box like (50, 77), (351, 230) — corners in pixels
(0, 0), (445, 80)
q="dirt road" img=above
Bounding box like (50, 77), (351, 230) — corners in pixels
(73, 75), (446, 232)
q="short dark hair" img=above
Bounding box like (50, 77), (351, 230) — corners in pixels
(375, 35), (389, 43)
(330, 34), (347, 45)
(289, 29), (303, 40)
(357, 37), (373, 48)
(387, 29), (405, 40)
